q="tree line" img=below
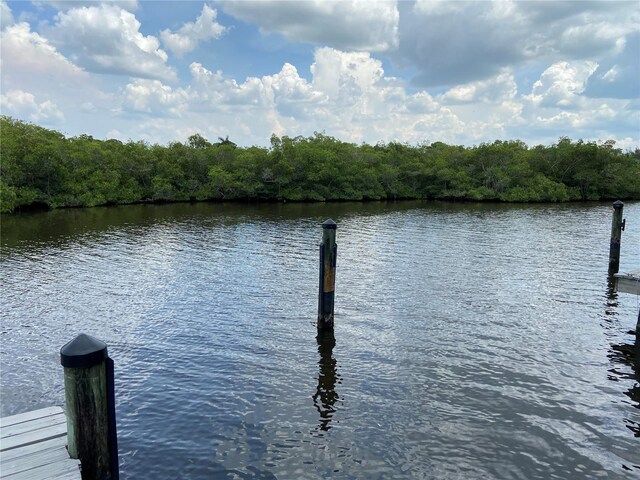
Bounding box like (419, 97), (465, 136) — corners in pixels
(1, 115), (639, 213)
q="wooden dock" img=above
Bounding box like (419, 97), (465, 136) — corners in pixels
(615, 270), (640, 295)
(0, 406), (81, 480)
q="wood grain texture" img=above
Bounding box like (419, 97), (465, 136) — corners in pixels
(0, 409), (81, 480)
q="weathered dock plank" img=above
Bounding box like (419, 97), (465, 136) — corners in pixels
(0, 409), (64, 430)
(0, 422), (68, 452)
(1, 413), (66, 440)
(0, 407), (80, 480)
(0, 437), (68, 464)
(2, 458), (81, 480)
(615, 270), (640, 295)
(2, 450), (77, 477)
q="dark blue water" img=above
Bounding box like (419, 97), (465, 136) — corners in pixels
(1, 201), (639, 479)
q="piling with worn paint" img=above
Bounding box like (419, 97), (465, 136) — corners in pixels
(318, 219), (337, 330)
(61, 334), (119, 480)
(609, 200), (625, 273)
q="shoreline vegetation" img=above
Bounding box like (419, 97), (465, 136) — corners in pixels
(1, 116), (639, 214)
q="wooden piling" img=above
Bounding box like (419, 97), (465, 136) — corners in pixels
(60, 334), (119, 480)
(608, 200), (625, 274)
(318, 219), (337, 330)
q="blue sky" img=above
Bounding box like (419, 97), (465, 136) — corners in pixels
(1, 1), (639, 150)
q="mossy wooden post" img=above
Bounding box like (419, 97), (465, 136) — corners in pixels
(318, 219), (337, 331)
(61, 333), (119, 480)
(608, 200), (625, 274)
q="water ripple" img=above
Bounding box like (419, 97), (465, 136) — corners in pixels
(1, 201), (639, 479)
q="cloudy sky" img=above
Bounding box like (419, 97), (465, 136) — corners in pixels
(1, 0), (639, 149)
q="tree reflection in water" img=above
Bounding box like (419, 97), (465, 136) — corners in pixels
(313, 330), (341, 433)
(609, 336), (640, 437)
(605, 276), (640, 440)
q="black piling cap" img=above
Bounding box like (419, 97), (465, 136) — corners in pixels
(322, 219), (338, 229)
(613, 200), (624, 208)
(60, 333), (108, 368)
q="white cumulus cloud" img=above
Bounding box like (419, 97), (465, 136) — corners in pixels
(222, 0), (399, 52)
(262, 63), (325, 118)
(311, 47), (384, 101)
(525, 61), (599, 108)
(1, 0), (13, 30)
(123, 79), (189, 115)
(440, 70), (518, 104)
(113, 46), (446, 144)
(0, 90), (64, 123)
(399, 0), (637, 87)
(0, 1), (635, 151)
(0, 22), (87, 91)
(47, 4), (175, 81)
(111, 45), (636, 148)
(188, 62), (269, 108)
(160, 4), (226, 57)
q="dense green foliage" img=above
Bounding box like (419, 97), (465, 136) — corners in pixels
(1, 116), (639, 213)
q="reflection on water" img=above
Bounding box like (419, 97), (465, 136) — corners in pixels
(2, 200), (640, 479)
(609, 338), (640, 443)
(607, 322), (640, 439)
(604, 273), (640, 472)
(605, 277), (620, 318)
(313, 330), (340, 433)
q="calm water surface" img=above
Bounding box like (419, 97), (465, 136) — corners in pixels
(1, 201), (639, 479)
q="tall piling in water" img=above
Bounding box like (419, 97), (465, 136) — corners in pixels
(61, 333), (119, 480)
(609, 200), (625, 274)
(318, 219), (337, 331)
